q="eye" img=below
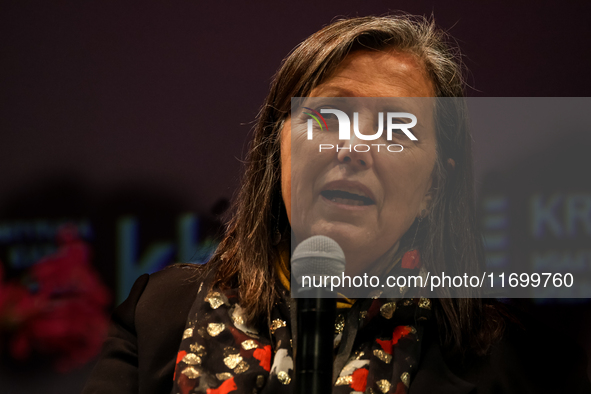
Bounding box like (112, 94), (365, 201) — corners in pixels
(389, 117), (407, 124)
(388, 117), (414, 135)
(318, 110), (338, 120)
(300, 107), (339, 132)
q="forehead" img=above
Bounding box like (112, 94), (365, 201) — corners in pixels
(311, 49), (434, 98)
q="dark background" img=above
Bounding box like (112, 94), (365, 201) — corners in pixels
(1, 1), (590, 393)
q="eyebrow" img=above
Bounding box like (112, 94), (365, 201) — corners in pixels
(310, 85), (359, 97)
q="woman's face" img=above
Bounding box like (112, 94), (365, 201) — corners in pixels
(281, 50), (437, 275)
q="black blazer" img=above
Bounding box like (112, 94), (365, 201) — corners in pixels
(82, 265), (591, 394)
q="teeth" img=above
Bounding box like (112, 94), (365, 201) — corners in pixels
(330, 197), (366, 206)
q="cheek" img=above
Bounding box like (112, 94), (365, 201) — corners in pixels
(281, 117), (333, 227)
(379, 150), (435, 212)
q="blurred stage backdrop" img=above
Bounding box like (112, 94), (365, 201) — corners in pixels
(1, 1), (590, 392)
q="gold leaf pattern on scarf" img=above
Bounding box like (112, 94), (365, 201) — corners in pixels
(408, 326), (417, 334)
(256, 375), (265, 388)
(270, 319), (286, 334)
(216, 372), (232, 381)
(379, 302), (397, 319)
(403, 299), (413, 306)
(373, 349), (392, 364)
(367, 388), (376, 394)
(207, 322), (225, 337)
(182, 328), (193, 340)
(205, 291), (225, 309)
(182, 366), (200, 379)
(335, 314), (345, 334)
(182, 353), (201, 365)
(190, 343), (206, 356)
(352, 350), (365, 360)
(401, 372), (410, 387)
(400, 285), (408, 294)
(197, 327), (207, 338)
(376, 379), (391, 393)
(232, 312), (244, 325)
(223, 346), (239, 357)
(223, 353), (243, 369)
(234, 360), (250, 374)
(418, 297), (431, 310)
(241, 340), (258, 350)
(277, 371), (291, 385)
(335, 375), (353, 385)
(359, 310), (368, 321)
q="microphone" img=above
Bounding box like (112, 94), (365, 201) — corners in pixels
(291, 235), (346, 394)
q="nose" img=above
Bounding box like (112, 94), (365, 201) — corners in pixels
(336, 134), (374, 169)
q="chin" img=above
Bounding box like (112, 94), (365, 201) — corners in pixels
(318, 226), (380, 262)
(307, 222), (366, 246)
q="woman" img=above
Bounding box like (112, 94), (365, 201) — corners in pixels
(83, 15), (591, 394)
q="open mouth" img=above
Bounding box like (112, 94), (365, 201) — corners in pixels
(320, 190), (375, 206)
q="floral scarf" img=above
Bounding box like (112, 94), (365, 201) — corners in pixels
(171, 253), (431, 394)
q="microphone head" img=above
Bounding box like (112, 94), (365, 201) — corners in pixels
(291, 235), (346, 293)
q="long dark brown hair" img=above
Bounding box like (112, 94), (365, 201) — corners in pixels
(203, 14), (504, 355)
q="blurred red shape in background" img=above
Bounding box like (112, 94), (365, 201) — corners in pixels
(0, 224), (111, 372)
